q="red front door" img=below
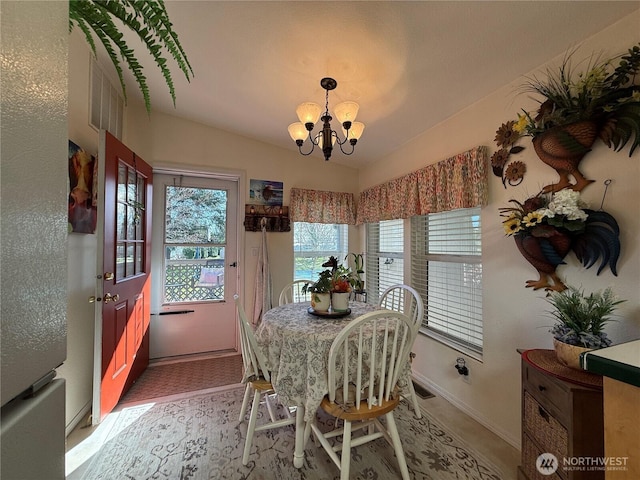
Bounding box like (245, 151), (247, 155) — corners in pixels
(98, 131), (152, 420)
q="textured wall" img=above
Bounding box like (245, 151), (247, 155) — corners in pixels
(1, 0), (69, 404)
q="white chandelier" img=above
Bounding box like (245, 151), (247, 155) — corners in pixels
(288, 77), (365, 161)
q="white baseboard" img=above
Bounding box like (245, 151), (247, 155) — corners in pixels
(412, 371), (521, 450)
(66, 401), (92, 437)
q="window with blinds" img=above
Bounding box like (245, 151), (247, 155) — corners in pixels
(293, 222), (348, 280)
(365, 219), (405, 304)
(411, 208), (483, 356)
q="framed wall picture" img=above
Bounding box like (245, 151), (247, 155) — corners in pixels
(68, 140), (98, 233)
(249, 179), (283, 206)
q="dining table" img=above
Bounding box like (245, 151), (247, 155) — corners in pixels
(255, 300), (411, 468)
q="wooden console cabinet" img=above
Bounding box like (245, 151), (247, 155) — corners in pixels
(518, 350), (604, 480)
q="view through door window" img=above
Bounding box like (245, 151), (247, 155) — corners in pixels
(163, 185), (228, 303)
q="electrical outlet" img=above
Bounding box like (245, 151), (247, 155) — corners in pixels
(455, 357), (470, 382)
(251, 247), (259, 256)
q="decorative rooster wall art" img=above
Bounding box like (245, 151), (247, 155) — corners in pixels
(492, 44), (640, 191)
(500, 189), (620, 292)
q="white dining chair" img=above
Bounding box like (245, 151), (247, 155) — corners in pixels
(234, 294), (296, 465)
(278, 279), (315, 305)
(304, 310), (414, 480)
(378, 284), (425, 418)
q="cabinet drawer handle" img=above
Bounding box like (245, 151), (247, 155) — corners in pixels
(538, 406), (550, 422)
(538, 385), (546, 392)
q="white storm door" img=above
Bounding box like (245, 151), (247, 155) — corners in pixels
(150, 173), (239, 359)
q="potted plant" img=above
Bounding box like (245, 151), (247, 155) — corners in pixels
(547, 285), (625, 369)
(302, 269), (332, 312)
(346, 253), (365, 292)
(330, 265), (353, 312)
(69, 0), (193, 114)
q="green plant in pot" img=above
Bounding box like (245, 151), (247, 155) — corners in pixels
(547, 285), (625, 369)
(302, 270), (332, 312)
(346, 253), (365, 292)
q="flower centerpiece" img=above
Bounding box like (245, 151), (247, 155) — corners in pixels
(546, 285), (625, 369)
(499, 189), (620, 292)
(492, 44), (640, 191)
(303, 257), (358, 312)
(330, 264), (354, 312)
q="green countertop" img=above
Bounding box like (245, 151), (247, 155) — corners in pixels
(582, 339), (640, 388)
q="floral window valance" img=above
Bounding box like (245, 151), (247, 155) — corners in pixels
(290, 188), (356, 225)
(356, 146), (489, 224)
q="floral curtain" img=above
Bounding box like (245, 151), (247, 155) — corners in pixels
(356, 146), (488, 224)
(290, 188), (356, 224)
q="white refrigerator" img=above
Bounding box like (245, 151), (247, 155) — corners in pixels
(0, 1), (69, 479)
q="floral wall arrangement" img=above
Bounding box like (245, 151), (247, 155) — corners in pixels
(500, 189), (620, 292)
(492, 43), (640, 191)
(493, 44), (639, 292)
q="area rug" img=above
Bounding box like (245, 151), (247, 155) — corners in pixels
(77, 387), (503, 480)
(120, 354), (243, 404)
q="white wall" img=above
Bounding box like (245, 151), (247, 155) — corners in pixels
(359, 11), (640, 447)
(56, 30), (103, 434)
(124, 106), (362, 322)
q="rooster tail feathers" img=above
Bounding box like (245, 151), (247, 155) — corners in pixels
(571, 209), (621, 276)
(601, 102), (640, 157)
(584, 209), (620, 235)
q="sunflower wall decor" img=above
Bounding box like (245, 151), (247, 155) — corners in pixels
(492, 43), (640, 191)
(499, 188), (621, 292)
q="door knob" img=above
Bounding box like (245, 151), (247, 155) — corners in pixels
(103, 293), (120, 303)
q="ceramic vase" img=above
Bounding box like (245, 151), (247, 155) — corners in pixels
(553, 338), (592, 370)
(331, 292), (350, 312)
(311, 293), (331, 312)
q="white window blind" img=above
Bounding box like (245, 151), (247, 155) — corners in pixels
(366, 219), (404, 304)
(411, 208), (483, 356)
(293, 222), (347, 279)
(90, 58), (124, 139)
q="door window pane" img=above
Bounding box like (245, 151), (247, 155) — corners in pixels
(116, 244), (125, 279)
(163, 186), (228, 303)
(116, 160), (146, 280)
(117, 202), (126, 240)
(126, 244), (135, 277)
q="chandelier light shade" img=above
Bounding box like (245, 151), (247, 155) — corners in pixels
(296, 102), (322, 125)
(288, 77), (365, 161)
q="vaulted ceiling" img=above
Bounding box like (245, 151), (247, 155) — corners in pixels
(115, 1), (639, 167)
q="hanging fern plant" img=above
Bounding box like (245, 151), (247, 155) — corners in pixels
(69, 0), (193, 114)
